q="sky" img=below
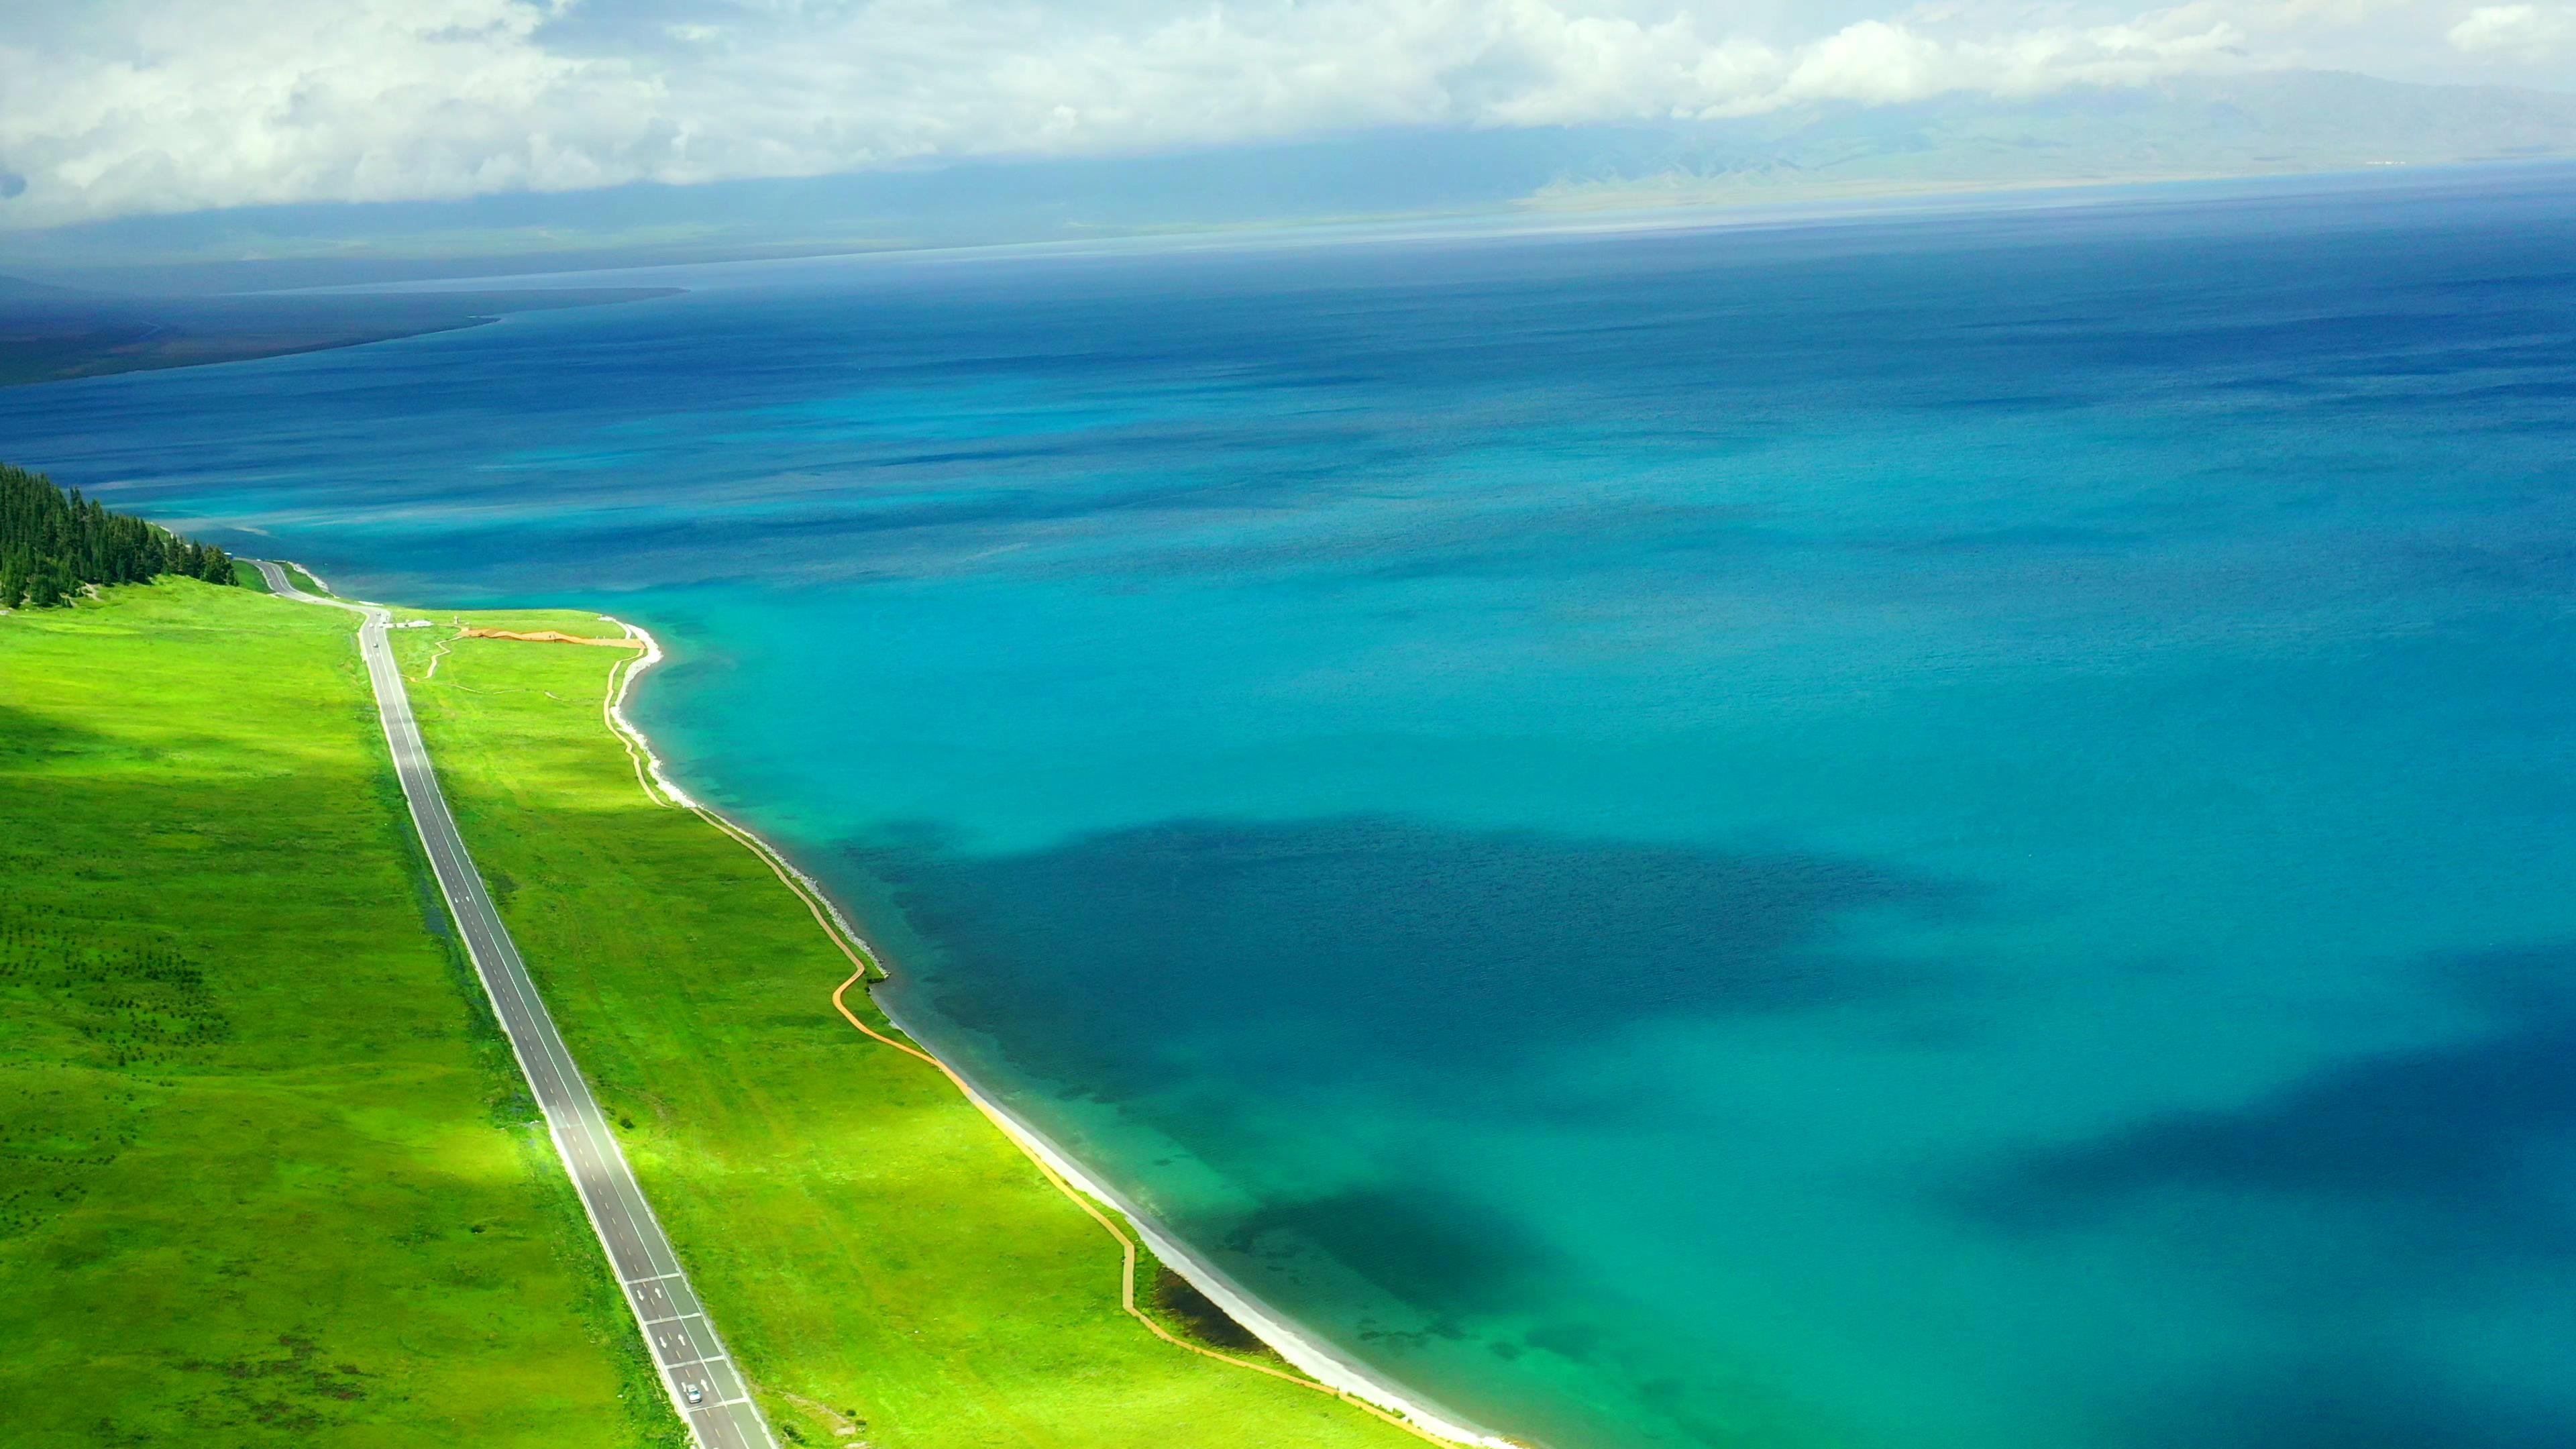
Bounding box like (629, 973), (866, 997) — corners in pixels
(1, 1), (2571, 235)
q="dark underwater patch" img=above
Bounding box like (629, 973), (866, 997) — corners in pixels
(1217, 1184), (1565, 1316)
(2104, 1356), (2576, 1449)
(855, 814), (1960, 1096)
(1958, 943), (2576, 1240)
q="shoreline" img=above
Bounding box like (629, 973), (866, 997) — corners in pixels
(594, 613), (1519, 1449)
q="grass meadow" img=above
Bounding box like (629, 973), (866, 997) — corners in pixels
(3, 578), (1428, 1449)
(0, 580), (676, 1448)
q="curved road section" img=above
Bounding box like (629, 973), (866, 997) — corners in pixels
(254, 561), (778, 1449)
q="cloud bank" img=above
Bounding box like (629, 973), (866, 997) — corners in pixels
(0, 1), (2565, 230)
(2449, 3), (2576, 54)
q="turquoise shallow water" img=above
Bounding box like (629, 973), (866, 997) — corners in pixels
(7, 169), (2576, 1448)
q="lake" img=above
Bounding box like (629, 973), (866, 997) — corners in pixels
(10, 166), (2576, 1448)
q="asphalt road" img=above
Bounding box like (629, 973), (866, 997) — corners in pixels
(256, 561), (778, 1449)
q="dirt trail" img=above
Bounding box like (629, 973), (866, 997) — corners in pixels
(460, 627), (643, 648)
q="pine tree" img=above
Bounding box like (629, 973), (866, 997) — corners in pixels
(0, 462), (239, 608)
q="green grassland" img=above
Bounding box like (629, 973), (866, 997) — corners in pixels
(2, 578), (1430, 1449)
(390, 602), (1430, 1449)
(0, 580), (674, 1449)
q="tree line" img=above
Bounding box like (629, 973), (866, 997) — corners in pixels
(1, 462), (237, 608)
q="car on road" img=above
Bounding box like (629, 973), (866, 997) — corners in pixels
(686, 1385), (704, 1406)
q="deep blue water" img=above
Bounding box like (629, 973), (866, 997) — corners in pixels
(9, 169), (2576, 1449)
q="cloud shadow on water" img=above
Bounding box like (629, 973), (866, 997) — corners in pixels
(1953, 945), (2576, 1448)
(1957, 943), (2576, 1242)
(1220, 1183), (1569, 1320)
(2109, 1357), (2576, 1449)
(841, 812), (1972, 1444)
(854, 813), (1963, 1101)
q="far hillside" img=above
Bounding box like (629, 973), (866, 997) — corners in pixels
(0, 462), (234, 608)
(0, 287), (684, 388)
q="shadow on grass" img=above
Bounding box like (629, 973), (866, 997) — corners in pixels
(1, 668), (683, 1447)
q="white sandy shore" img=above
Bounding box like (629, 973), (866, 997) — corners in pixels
(598, 615), (1519, 1449)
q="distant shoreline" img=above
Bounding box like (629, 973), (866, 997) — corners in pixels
(598, 615), (1519, 1449)
(0, 286), (684, 388)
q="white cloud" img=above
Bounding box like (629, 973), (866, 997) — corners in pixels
(0, 0), (2553, 230)
(2448, 3), (2576, 54)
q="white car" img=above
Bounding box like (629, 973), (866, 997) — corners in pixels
(685, 1385), (704, 1406)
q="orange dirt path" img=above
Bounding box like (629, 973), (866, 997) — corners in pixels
(459, 627), (643, 647)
